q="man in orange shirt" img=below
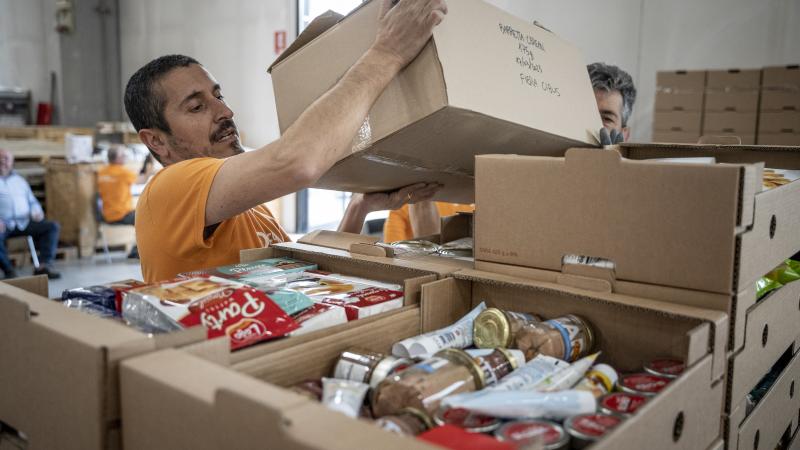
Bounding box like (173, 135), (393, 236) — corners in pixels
(383, 202), (473, 243)
(125, 0), (447, 282)
(97, 145), (154, 226)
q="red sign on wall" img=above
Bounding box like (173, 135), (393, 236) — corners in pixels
(274, 30), (287, 54)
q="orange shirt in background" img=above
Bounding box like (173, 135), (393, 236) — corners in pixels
(97, 164), (137, 222)
(136, 158), (289, 282)
(383, 202), (475, 243)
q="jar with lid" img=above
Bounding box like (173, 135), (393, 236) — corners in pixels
(474, 308), (541, 349)
(514, 314), (595, 362)
(374, 407), (433, 436)
(333, 348), (412, 387)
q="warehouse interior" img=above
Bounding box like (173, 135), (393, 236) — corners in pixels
(1, 0), (799, 449)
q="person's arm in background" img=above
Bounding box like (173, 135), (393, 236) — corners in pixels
(409, 201), (440, 238)
(205, 0), (448, 227)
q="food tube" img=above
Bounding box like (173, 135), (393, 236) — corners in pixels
(537, 353), (599, 392)
(321, 378), (369, 419)
(392, 302), (487, 358)
(444, 389), (596, 420)
(491, 355), (570, 392)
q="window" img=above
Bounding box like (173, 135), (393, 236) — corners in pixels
(295, 0), (387, 233)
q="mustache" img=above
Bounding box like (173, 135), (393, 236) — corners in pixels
(211, 120), (238, 142)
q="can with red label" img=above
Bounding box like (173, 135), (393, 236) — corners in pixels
(564, 413), (622, 448)
(495, 420), (569, 450)
(644, 358), (685, 378)
(599, 392), (648, 417)
(618, 373), (671, 396)
(433, 407), (501, 433)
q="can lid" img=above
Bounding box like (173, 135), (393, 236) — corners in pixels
(473, 308), (512, 349)
(433, 407), (501, 433)
(564, 413), (622, 441)
(599, 392), (648, 416)
(587, 364), (619, 392)
(495, 420), (569, 449)
(437, 348), (486, 389)
(370, 356), (413, 388)
(619, 373), (671, 396)
(497, 348), (526, 370)
(644, 358), (685, 378)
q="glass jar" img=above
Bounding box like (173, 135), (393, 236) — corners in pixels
(514, 315), (595, 362)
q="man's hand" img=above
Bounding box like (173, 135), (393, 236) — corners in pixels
(362, 182), (441, 212)
(31, 211), (44, 222)
(599, 127), (624, 146)
(373, 0), (448, 68)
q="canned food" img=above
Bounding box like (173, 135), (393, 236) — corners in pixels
(434, 407), (501, 433)
(618, 373), (671, 396)
(564, 413), (622, 448)
(644, 358), (685, 378)
(599, 392), (648, 417)
(473, 308), (540, 349)
(495, 420), (569, 450)
(333, 348), (411, 388)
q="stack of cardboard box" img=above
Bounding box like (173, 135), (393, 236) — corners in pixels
(759, 65), (800, 145)
(653, 70), (706, 143)
(703, 69), (761, 144)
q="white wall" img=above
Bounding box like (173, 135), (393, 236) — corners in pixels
(0, 0), (61, 122)
(119, 0), (295, 148)
(488, 0), (800, 142)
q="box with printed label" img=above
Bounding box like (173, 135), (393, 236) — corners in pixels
(269, 0), (601, 203)
(119, 268), (726, 450)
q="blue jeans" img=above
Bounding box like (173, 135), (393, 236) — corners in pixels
(0, 220), (60, 273)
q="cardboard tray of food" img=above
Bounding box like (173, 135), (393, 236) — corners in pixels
(119, 268), (727, 450)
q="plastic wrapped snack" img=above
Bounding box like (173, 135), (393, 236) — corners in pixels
(756, 277), (782, 300)
(62, 279), (147, 313)
(122, 277), (299, 349)
(179, 257), (317, 289)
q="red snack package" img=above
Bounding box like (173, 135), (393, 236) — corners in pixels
(321, 287), (404, 321)
(107, 279), (149, 312)
(418, 425), (516, 450)
(180, 288), (299, 350)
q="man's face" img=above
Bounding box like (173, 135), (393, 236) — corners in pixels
(155, 64), (243, 163)
(0, 150), (14, 177)
(594, 88), (629, 141)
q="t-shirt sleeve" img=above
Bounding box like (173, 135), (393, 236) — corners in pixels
(140, 158), (223, 259)
(382, 205), (412, 243)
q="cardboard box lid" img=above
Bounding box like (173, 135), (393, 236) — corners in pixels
(762, 65), (800, 88)
(474, 148), (759, 294)
(268, 10), (344, 73)
(706, 69), (761, 89)
(656, 70), (707, 91)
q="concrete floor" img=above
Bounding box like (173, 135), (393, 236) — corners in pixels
(14, 251), (144, 298)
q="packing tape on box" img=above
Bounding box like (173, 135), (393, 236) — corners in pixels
(362, 151), (474, 177)
(350, 117), (373, 153)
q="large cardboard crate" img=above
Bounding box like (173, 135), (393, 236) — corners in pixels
(703, 111), (757, 144)
(651, 130), (701, 144)
(120, 268), (727, 450)
(269, 0), (601, 203)
(0, 246), (440, 450)
(706, 69), (761, 90)
(653, 110), (703, 133)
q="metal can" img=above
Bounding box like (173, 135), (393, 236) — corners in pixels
(434, 407), (501, 433)
(644, 358), (685, 378)
(564, 413), (622, 448)
(599, 392), (648, 417)
(473, 307), (540, 349)
(495, 420), (569, 450)
(618, 373), (672, 397)
(333, 348), (411, 388)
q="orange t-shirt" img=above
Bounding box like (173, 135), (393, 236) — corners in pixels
(97, 164), (137, 222)
(383, 202), (475, 243)
(136, 158), (290, 282)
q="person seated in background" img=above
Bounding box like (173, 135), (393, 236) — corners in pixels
(0, 149), (61, 279)
(383, 63), (638, 242)
(587, 62), (637, 144)
(97, 145), (156, 258)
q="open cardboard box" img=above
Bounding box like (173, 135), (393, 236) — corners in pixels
(0, 245), (441, 450)
(119, 268), (727, 450)
(268, 0), (601, 203)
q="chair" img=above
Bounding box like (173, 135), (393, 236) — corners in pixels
(94, 194), (136, 264)
(5, 235), (40, 270)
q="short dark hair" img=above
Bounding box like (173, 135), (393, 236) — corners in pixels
(587, 62), (637, 127)
(124, 54), (199, 134)
(107, 145), (121, 163)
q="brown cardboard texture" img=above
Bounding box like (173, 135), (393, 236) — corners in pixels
(654, 110), (703, 132)
(655, 91), (704, 111)
(725, 348), (800, 450)
(759, 111), (800, 133)
(651, 130), (701, 144)
(706, 69), (761, 89)
(657, 70), (707, 91)
(703, 111), (757, 134)
(475, 147), (800, 298)
(763, 65), (800, 88)
(704, 91), (759, 113)
(269, 0), (601, 203)
(758, 132), (800, 146)
(120, 269), (726, 450)
(760, 89), (800, 112)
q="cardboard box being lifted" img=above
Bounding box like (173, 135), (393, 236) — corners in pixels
(269, 0), (601, 203)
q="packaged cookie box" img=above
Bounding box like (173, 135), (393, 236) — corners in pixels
(0, 246), (439, 450)
(120, 268), (727, 450)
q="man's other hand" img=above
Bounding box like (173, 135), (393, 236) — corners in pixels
(373, 0), (448, 68)
(31, 211), (44, 222)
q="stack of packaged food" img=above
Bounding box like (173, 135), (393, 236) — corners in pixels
(292, 305), (685, 449)
(58, 257), (405, 350)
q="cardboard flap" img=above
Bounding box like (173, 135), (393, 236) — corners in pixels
(440, 211), (473, 243)
(349, 242), (394, 257)
(297, 230), (379, 251)
(240, 247), (280, 263)
(1, 275), (48, 297)
(475, 149), (747, 294)
(268, 10), (343, 73)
